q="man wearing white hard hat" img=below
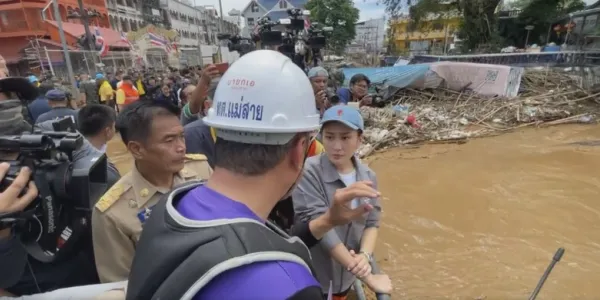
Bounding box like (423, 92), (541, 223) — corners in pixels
(124, 50), (382, 300)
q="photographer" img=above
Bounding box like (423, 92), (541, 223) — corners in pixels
(336, 74), (373, 107)
(0, 75), (104, 297)
(0, 164), (38, 290)
(307, 67), (331, 116)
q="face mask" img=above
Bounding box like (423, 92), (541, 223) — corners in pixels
(0, 99), (30, 135)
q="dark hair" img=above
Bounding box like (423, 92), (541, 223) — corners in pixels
(116, 100), (181, 144)
(214, 134), (304, 176)
(77, 104), (116, 137)
(349, 74), (370, 86)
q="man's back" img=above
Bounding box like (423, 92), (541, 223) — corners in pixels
(174, 185), (322, 299)
(35, 108), (78, 125)
(28, 96), (51, 122)
(80, 80), (100, 104)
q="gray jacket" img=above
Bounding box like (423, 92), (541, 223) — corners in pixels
(292, 153), (381, 294)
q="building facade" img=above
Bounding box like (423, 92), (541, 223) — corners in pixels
(239, 0), (307, 36)
(164, 1), (239, 64)
(106, 0), (168, 33)
(391, 11), (461, 55)
(0, 0), (111, 71)
(346, 18), (386, 54)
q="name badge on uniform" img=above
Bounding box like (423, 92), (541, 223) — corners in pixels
(137, 205), (155, 224)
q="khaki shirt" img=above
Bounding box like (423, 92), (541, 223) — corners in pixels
(92, 154), (212, 283)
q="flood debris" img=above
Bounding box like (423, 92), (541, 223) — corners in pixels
(358, 70), (600, 157)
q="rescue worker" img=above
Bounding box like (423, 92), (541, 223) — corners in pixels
(115, 75), (139, 110)
(124, 50), (384, 299)
(182, 64), (324, 168)
(92, 100), (212, 283)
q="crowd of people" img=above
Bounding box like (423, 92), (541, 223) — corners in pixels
(0, 50), (391, 300)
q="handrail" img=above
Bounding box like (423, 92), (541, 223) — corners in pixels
(413, 50), (600, 59)
(352, 256), (391, 300)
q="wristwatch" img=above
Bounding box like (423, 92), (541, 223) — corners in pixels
(360, 251), (373, 262)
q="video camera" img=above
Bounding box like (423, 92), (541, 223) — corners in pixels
(217, 33), (256, 57)
(306, 21), (333, 49)
(0, 129), (108, 263)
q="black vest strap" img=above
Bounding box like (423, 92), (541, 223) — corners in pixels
(126, 181), (316, 300)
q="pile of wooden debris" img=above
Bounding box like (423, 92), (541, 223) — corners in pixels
(358, 70), (600, 157)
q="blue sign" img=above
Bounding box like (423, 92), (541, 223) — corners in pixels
(215, 96), (264, 121)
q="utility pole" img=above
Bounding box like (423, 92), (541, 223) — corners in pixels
(78, 0), (96, 54)
(217, 0), (225, 62)
(67, 0), (101, 64)
(51, 0), (77, 90)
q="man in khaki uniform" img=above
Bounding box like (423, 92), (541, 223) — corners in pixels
(92, 154), (211, 283)
(92, 100), (212, 283)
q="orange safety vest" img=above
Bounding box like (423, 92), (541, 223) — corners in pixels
(210, 127), (324, 157)
(120, 83), (139, 105)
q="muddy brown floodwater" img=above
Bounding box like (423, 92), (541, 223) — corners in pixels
(107, 124), (600, 299)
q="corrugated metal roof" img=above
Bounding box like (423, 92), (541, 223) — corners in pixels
(341, 65), (431, 88)
(257, 0), (279, 11)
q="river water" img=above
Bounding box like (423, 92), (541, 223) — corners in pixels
(107, 124), (600, 299)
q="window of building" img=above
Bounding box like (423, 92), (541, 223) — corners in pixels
(279, 1), (287, 9)
(432, 22), (444, 31)
(251, 3), (259, 13)
(247, 17), (254, 26)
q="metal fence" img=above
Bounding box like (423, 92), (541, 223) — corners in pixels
(409, 51), (600, 89)
(40, 48), (207, 80)
(410, 51), (600, 68)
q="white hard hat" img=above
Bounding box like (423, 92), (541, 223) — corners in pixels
(203, 50), (320, 145)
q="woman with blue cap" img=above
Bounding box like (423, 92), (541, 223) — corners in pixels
(293, 105), (391, 299)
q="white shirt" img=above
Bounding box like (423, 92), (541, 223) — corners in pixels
(338, 169), (361, 209)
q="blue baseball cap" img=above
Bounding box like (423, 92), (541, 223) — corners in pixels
(28, 75), (39, 83)
(45, 89), (66, 100)
(321, 105), (364, 131)
(95, 73), (105, 80)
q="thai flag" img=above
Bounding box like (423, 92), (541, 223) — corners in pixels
(120, 31), (133, 48)
(95, 27), (108, 57)
(148, 32), (168, 47)
(304, 16), (311, 31)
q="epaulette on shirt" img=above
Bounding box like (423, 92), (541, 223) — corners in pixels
(95, 182), (130, 212)
(185, 153), (208, 161)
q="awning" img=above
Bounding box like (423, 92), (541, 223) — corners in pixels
(45, 21), (131, 48)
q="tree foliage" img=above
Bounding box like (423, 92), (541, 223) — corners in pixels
(499, 0), (585, 47)
(382, 0), (503, 52)
(305, 0), (360, 54)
